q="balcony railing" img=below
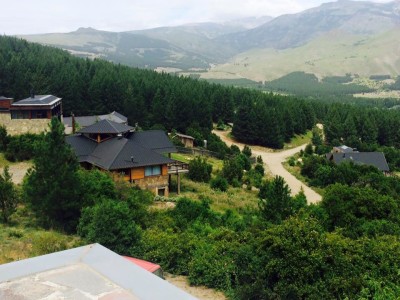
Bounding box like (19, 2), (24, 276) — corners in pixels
(168, 160), (189, 174)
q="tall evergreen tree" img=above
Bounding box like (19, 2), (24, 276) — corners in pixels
(0, 166), (18, 223)
(23, 118), (82, 232)
(259, 176), (293, 224)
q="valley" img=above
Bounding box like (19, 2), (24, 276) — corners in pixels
(18, 1), (400, 87)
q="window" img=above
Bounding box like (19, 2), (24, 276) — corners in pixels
(31, 110), (47, 119)
(11, 110), (29, 119)
(145, 165), (161, 177)
(119, 169), (129, 176)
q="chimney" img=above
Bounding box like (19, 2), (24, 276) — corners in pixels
(30, 89), (35, 99)
(71, 113), (76, 134)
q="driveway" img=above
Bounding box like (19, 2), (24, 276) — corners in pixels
(213, 130), (322, 204)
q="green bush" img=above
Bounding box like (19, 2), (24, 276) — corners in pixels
(304, 143), (314, 156)
(189, 235), (239, 290)
(188, 156), (212, 183)
(31, 231), (68, 256)
(5, 133), (43, 162)
(242, 145), (252, 158)
(254, 163), (265, 176)
(132, 229), (199, 275)
(78, 198), (142, 254)
(206, 133), (230, 159)
(236, 153), (251, 171)
(222, 156), (243, 185)
(230, 144), (241, 156)
(210, 176), (228, 192)
(171, 197), (219, 229)
(0, 125), (9, 152)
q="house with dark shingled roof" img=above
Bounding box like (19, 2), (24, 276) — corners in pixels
(326, 145), (390, 175)
(66, 119), (188, 196)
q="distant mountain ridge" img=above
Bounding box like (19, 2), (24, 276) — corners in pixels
(218, 0), (400, 50)
(18, 0), (400, 79)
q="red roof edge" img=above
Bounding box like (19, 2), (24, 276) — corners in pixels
(122, 256), (161, 273)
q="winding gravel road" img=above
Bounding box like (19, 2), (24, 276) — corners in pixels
(213, 130), (322, 204)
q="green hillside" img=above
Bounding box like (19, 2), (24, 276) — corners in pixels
(203, 29), (400, 82)
(20, 28), (211, 69)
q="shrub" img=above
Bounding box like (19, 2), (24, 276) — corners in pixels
(206, 133), (230, 159)
(304, 143), (314, 156)
(236, 153), (251, 171)
(254, 163), (265, 176)
(210, 176), (228, 192)
(188, 156), (212, 183)
(0, 125), (9, 152)
(78, 198), (142, 254)
(242, 145), (252, 158)
(171, 197), (218, 229)
(5, 133), (43, 162)
(7, 228), (23, 238)
(245, 168), (263, 189)
(31, 231), (68, 255)
(230, 144), (241, 156)
(189, 237), (239, 290)
(222, 156), (243, 185)
(132, 229), (199, 275)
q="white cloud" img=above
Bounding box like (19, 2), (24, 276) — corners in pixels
(0, 0), (394, 35)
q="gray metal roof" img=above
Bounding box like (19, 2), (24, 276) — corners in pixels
(79, 119), (133, 134)
(176, 133), (195, 140)
(66, 134), (175, 170)
(63, 111), (128, 127)
(334, 145), (355, 153)
(0, 96), (12, 100)
(327, 152), (390, 172)
(0, 243), (197, 300)
(129, 130), (177, 154)
(11, 95), (61, 106)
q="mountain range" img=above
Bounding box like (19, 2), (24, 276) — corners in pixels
(19, 0), (400, 81)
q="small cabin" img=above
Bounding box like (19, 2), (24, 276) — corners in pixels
(174, 133), (195, 148)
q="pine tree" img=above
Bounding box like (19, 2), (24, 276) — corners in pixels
(0, 166), (18, 223)
(23, 118), (82, 232)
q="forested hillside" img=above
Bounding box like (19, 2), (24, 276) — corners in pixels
(3, 35), (400, 299)
(0, 36), (319, 148)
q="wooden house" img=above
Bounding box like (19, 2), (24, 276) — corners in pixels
(174, 133), (195, 148)
(326, 151), (390, 175)
(66, 120), (188, 196)
(10, 94), (62, 120)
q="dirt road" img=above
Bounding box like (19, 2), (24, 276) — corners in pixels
(0, 162), (32, 185)
(213, 130), (322, 204)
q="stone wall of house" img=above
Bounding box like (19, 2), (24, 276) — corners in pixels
(133, 175), (169, 197)
(0, 113), (50, 135)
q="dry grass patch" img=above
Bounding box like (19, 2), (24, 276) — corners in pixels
(0, 205), (82, 265)
(283, 131), (312, 150)
(170, 176), (259, 213)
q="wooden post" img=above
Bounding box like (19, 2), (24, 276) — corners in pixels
(177, 173), (181, 194)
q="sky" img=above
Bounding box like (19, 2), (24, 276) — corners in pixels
(0, 0), (394, 35)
